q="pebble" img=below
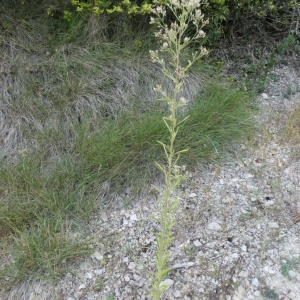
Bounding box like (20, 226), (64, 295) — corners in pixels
(100, 212), (108, 222)
(189, 192), (197, 198)
(244, 173), (254, 180)
(173, 290), (182, 298)
(130, 214), (138, 221)
(263, 266), (275, 274)
(159, 279), (174, 291)
(268, 221), (279, 229)
(238, 270), (249, 277)
(207, 221), (222, 231)
(128, 262), (136, 270)
(193, 240), (201, 247)
(251, 278), (259, 287)
(92, 251), (104, 261)
(94, 268), (105, 275)
(133, 274), (141, 281)
(241, 245), (247, 252)
(288, 270), (297, 278)
(264, 200), (275, 206)
(253, 290), (261, 297)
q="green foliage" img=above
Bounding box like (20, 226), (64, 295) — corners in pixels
(262, 288), (279, 300)
(68, 0), (152, 16)
(66, 0), (299, 47)
(2, 0), (298, 49)
(0, 218), (92, 289)
(280, 257), (300, 280)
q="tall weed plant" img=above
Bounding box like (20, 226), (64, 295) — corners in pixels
(149, 0), (208, 298)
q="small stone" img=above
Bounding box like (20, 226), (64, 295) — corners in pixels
(207, 221), (222, 231)
(251, 278), (259, 287)
(86, 272), (93, 279)
(78, 284), (86, 290)
(115, 288), (121, 297)
(74, 291), (84, 299)
(288, 270), (297, 278)
(233, 285), (245, 300)
(253, 291), (261, 297)
(268, 221), (279, 229)
(133, 274), (141, 281)
(124, 275), (131, 282)
(231, 253), (239, 259)
(238, 270), (248, 277)
(92, 251), (103, 261)
(263, 266), (275, 274)
(159, 279), (174, 291)
(100, 212), (108, 222)
(264, 200), (275, 207)
(244, 173), (254, 180)
(123, 257), (129, 263)
(173, 290), (182, 298)
(130, 214), (138, 221)
(94, 268), (105, 275)
(222, 196), (233, 204)
(199, 288), (204, 293)
(262, 93), (269, 100)
(241, 245), (247, 252)
(193, 240), (201, 247)
(128, 262), (136, 270)
(79, 262), (87, 270)
(189, 193), (197, 198)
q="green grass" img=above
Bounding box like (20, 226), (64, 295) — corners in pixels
(0, 82), (254, 289)
(0, 7), (255, 293)
(0, 217), (91, 290)
(0, 83), (254, 289)
(280, 256), (300, 280)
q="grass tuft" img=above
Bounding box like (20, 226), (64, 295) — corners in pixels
(0, 217), (91, 290)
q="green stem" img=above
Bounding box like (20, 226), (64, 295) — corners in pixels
(152, 26), (182, 300)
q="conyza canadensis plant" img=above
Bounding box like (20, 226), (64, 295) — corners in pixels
(149, 0), (209, 299)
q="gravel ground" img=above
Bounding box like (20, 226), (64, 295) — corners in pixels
(2, 62), (300, 300)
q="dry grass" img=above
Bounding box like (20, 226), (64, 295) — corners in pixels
(285, 97), (300, 144)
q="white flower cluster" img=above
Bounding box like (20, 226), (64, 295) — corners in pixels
(169, 0), (205, 10)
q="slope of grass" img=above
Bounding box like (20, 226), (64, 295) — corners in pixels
(0, 8), (255, 292)
(0, 82), (254, 289)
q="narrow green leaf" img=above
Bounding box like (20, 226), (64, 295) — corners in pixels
(155, 161), (166, 174)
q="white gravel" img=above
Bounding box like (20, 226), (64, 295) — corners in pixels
(2, 63), (300, 300)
